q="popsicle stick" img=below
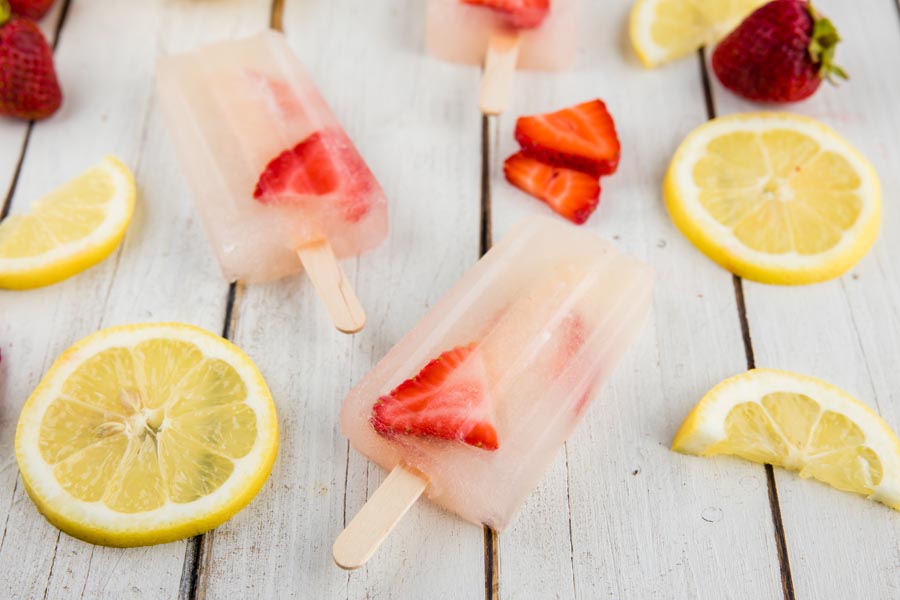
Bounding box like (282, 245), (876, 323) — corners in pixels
(296, 239), (366, 334)
(479, 30), (521, 115)
(333, 464), (428, 570)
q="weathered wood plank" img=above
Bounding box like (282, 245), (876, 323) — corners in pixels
(0, 1), (267, 598)
(487, 1), (784, 597)
(708, 0), (900, 597)
(196, 0), (486, 597)
(0, 2), (67, 203)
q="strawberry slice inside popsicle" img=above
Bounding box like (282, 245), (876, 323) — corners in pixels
(372, 343), (499, 451)
(461, 0), (550, 29)
(253, 131), (373, 222)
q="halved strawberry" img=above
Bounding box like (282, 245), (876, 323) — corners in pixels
(461, 0), (549, 29)
(503, 152), (600, 225)
(253, 130), (372, 222)
(515, 99), (620, 176)
(372, 343), (499, 451)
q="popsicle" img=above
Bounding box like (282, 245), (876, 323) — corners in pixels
(156, 31), (388, 333)
(334, 216), (653, 568)
(426, 0), (578, 114)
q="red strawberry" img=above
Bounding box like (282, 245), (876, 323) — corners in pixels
(461, 0), (549, 29)
(253, 130), (373, 222)
(0, 10), (61, 120)
(712, 0), (847, 103)
(504, 152), (600, 225)
(9, 0), (53, 20)
(372, 343), (499, 451)
(514, 99), (621, 177)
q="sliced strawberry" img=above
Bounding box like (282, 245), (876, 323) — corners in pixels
(461, 0), (549, 29)
(503, 152), (600, 225)
(515, 99), (620, 176)
(372, 343), (499, 451)
(253, 130), (372, 222)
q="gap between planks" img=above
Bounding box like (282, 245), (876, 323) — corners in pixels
(179, 2), (281, 597)
(480, 113), (499, 600)
(697, 48), (796, 600)
(1, 0), (73, 218)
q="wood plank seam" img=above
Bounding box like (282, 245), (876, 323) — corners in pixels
(562, 445), (578, 599)
(697, 48), (796, 600)
(480, 113), (500, 600)
(0, 0), (73, 218)
(182, 282), (244, 600)
(0, 477), (18, 555)
(39, 531), (61, 600)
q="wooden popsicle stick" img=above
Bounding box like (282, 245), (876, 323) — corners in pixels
(333, 464), (428, 570)
(296, 238), (366, 334)
(479, 30), (521, 115)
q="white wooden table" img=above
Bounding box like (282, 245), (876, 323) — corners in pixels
(2, 0), (899, 598)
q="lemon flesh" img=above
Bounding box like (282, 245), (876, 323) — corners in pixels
(674, 369), (900, 510)
(15, 323), (279, 547)
(0, 155), (135, 290)
(665, 113), (881, 284)
(630, 0), (766, 67)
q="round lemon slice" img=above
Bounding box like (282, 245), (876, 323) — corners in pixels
(630, 0), (766, 67)
(674, 369), (900, 510)
(15, 323), (279, 547)
(0, 156), (135, 290)
(665, 113), (881, 284)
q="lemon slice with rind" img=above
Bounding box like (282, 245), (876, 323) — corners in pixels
(15, 323), (279, 547)
(674, 369), (900, 510)
(0, 156), (135, 290)
(665, 113), (881, 284)
(630, 0), (766, 67)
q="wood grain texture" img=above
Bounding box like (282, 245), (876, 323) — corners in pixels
(487, 1), (784, 598)
(0, 2), (67, 208)
(195, 0), (486, 597)
(0, 1), (266, 598)
(708, 0), (900, 597)
(1, 0), (900, 597)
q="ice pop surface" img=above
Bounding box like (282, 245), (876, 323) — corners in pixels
(426, 0), (577, 70)
(156, 31), (388, 283)
(341, 217), (653, 530)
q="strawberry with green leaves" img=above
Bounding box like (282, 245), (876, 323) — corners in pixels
(0, 0), (61, 120)
(712, 0), (847, 103)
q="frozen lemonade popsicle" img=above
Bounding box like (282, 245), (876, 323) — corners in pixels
(156, 31), (387, 333)
(426, 0), (578, 114)
(334, 217), (653, 568)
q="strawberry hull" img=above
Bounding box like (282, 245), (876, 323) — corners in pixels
(341, 217), (653, 531)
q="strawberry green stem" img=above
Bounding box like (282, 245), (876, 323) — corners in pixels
(807, 2), (848, 83)
(0, 0), (10, 27)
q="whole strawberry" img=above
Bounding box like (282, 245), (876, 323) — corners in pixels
(9, 0), (54, 20)
(712, 0), (847, 103)
(0, 1), (62, 120)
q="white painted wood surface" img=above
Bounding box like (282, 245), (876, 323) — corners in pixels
(1, 0), (898, 598)
(709, 1), (900, 597)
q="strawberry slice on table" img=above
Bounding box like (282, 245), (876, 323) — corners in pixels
(515, 99), (620, 176)
(461, 0), (550, 29)
(253, 130), (372, 222)
(504, 152), (600, 225)
(372, 343), (499, 451)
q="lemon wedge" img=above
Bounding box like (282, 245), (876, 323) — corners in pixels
(15, 323), (279, 547)
(630, 0), (766, 67)
(674, 369), (900, 510)
(0, 156), (135, 290)
(664, 113), (880, 284)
